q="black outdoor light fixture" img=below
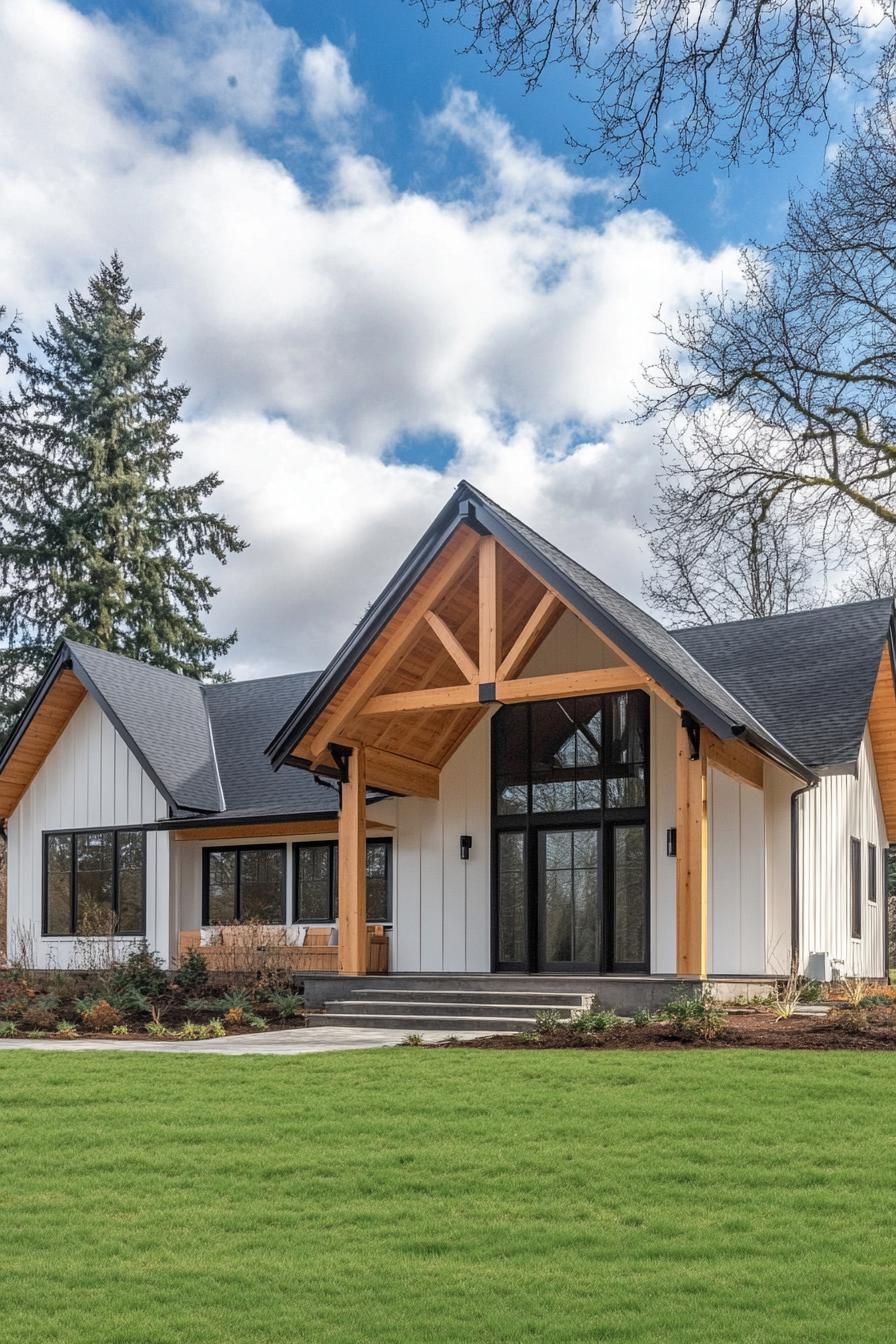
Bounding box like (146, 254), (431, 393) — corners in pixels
(666, 827), (677, 858)
(460, 835), (472, 861)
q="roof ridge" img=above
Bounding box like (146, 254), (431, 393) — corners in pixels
(673, 595), (894, 635)
(65, 639), (206, 689)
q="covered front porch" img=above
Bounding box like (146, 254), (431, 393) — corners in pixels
(265, 488), (799, 982)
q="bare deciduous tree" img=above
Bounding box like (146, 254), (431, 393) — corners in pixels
(410, 0), (893, 193)
(640, 104), (896, 618)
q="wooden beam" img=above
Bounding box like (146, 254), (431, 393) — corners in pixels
(172, 819), (394, 842)
(423, 610), (478, 683)
(362, 683), (481, 716)
(478, 535), (500, 683)
(496, 591), (560, 681)
(495, 667), (650, 704)
(337, 744), (367, 975)
(705, 731), (764, 791)
(365, 747), (440, 800)
(308, 526), (480, 760)
(676, 724), (708, 976)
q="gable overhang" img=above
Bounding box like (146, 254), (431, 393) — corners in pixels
(267, 484), (815, 786)
(867, 617), (896, 837)
(0, 640), (190, 821)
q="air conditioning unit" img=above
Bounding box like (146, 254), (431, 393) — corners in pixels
(806, 951), (833, 982)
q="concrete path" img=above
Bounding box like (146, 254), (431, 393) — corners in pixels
(0, 1026), (485, 1055)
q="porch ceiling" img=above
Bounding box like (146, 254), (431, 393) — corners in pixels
(287, 525), (655, 798)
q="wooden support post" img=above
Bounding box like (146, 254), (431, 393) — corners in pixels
(478, 535), (500, 683)
(676, 722), (708, 976)
(337, 743), (367, 975)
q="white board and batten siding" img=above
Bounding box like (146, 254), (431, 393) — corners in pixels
(707, 767), (766, 975)
(6, 696), (171, 969)
(797, 727), (887, 979)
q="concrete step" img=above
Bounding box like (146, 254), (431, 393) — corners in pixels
(322, 998), (578, 1020)
(346, 988), (589, 1007)
(306, 1011), (531, 1033)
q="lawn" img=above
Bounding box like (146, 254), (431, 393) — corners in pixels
(1, 1049), (894, 1344)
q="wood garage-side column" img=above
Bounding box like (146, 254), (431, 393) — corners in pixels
(676, 719), (708, 976)
(337, 744), (367, 975)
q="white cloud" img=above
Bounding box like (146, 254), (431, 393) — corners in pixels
(0, 0), (739, 676)
(300, 36), (364, 131)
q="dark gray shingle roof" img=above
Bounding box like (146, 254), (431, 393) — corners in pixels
(67, 641), (223, 813)
(204, 672), (337, 820)
(674, 598), (894, 770)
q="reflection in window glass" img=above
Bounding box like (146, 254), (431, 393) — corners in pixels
(207, 850), (237, 924)
(613, 824), (646, 966)
(494, 706), (529, 815)
(605, 769), (647, 809)
(239, 848), (285, 922)
(497, 832), (527, 965)
(296, 845), (332, 921)
(45, 834), (73, 935)
(116, 832), (145, 934)
(366, 842), (391, 923)
(75, 831), (115, 932)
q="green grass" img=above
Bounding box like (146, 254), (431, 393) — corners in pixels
(1, 1049), (895, 1343)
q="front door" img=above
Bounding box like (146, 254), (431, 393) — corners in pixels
(537, 827), (601, 971)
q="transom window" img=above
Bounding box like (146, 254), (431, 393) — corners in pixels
(294, 840), (393, 924)
(202, 845), (286, 924)
(43, 829), (146, 936)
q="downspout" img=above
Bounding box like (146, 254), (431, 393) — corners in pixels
(790, 781), (816, 972)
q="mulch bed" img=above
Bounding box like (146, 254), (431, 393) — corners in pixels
(434, 1008), (896, 1051)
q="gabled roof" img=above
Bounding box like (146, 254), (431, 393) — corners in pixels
(268, 481), (816, 781)
(0, 641), (338, 824)
(675, 599), (895, 772)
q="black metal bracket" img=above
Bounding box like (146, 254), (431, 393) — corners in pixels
(328, 743), (353, 786)
(681, 711), (701, 761)
(479, 682), (497, 703)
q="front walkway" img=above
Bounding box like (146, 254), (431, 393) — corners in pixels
(0, 1026), (484, 1055)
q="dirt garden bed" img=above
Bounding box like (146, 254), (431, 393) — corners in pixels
(434, 1003), (896, 1051)
(0, 944), (305, 1042)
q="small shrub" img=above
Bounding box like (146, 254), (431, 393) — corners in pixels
(658, 992), (727, 1041)
(215, 990), (253, 1014)
(185, 996), (216, 1014)
(800, 978), (823, 1003)
(32, 992), (61, 1015)
(0, 1020), (18, 1037)
(146, 1021), (170, 1039)
(81, 999), (122, 1032)
(173, 948), (210, 995)
(245, 1013), (268, 1031)
(20, 1006), (57, 1031)
(632, 1008), (652, 1027)
(206, 1018), (226, 1038)
(266, 991), (303, 1020)
(402, 1032), (424, 1046)
(828, 1005), (869, 1032)
(223, 1006), (245, 1026)
(840, 977), (872, 1008)
(55, 1020), (79, 1039)
(26, 1030), (47, 1039)
(73, 994), (101, 1017)
(110, 944), (168, 999)
(109, 986), (152, 1019)
(178, 1021), (204, 1040)
(572, 1009), (622, 1032)
(534, 1009), (564, 1034)
(111, 1024), (129, 1037)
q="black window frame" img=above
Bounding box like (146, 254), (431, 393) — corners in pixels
(293, 838), (393, 925)
(42, 826), (147, 937)
(491, 691), (650, 974)
(868, 841), (878, 904)
(201, 843), (287, 925)
(850, 835), (863, 939)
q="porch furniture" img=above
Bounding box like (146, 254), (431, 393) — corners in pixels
(177, 925), (389, 974)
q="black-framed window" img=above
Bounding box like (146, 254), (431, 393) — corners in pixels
(868, 842), (878, 904)
(293, 839), (393, 924)
(202, 844), (286, 924)
(43, 828), (146, 936)
(850, 836), (862, 939)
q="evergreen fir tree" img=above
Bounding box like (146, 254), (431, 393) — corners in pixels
(0, 256), (245, 736)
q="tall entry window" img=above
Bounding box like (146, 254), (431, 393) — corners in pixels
(493, 692), (649, 973)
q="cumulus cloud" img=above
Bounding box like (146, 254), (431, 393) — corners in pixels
(0, 0), (738, 675)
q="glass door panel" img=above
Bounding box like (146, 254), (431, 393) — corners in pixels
(611, 823), (647, 970)
(496, 831), (528, 969)
(537, 827), (601, 971)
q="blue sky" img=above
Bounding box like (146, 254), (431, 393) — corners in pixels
(1, 0), (853, 675)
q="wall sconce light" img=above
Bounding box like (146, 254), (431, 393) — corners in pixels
(666, 828), (677, 858)
(460, 835), (472, 861)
